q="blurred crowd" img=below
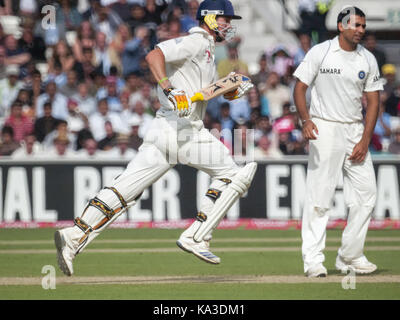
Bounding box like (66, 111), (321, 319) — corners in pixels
(0, 0), (399, 161)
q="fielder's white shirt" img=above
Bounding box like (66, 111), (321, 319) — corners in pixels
(156, 27), (217, 130)
(294, 36), (383, 123)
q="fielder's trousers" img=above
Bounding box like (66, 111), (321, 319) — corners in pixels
(301, 118), (376, 272)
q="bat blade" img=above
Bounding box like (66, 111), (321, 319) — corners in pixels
(190, 73), (250, 103)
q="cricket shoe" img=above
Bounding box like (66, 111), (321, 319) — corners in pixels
(305, 263), (327, 278)
(176, 236), (221, 265)
(54, 229), (76, 276)
(335, 255), (377, 274)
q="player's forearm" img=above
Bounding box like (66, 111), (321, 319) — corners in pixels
(293, 80), (310, 122)
(145, 48), (172, 90)
(362, 91), (380, 144)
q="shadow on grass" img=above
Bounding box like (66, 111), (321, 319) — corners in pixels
(328, 268), (388, 275)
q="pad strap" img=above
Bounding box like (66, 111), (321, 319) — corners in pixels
(206, 188), (221, 201)
(104, 187), (128, 209)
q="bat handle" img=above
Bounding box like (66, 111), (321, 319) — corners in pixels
(190, 92), (204, 103)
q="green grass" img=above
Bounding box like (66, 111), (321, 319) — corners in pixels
(0, 228), (400, 300)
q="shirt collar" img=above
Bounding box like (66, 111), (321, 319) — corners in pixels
(331, 36), (362, 55)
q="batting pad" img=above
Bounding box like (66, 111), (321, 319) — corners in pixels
(193, 162), (257, 242)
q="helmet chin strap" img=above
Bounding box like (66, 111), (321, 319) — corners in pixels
(215, 30), (224, 42)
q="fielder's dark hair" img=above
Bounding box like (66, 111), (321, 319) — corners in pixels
(337, 6), (365, 32)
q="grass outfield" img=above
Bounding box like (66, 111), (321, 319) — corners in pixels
(0, 228), (399, 300)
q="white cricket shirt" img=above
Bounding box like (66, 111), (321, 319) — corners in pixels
(293, 36), (383, 123)
(155, 27), (217, 129)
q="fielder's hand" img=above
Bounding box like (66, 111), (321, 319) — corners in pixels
(223, 73), (254, 100)
(348, 139), (369, 163)
(164, 88), (192, 117)
(302, 119), (319, 140)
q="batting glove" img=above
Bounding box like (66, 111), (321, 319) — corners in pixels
(163, 88), (192, 117)
(223, 73), (254, 100)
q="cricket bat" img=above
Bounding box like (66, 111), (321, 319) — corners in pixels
(190, 73), (250, 103)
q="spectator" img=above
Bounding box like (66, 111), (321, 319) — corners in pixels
(34, 102), (61, 143)
(81, 47), (99, 81)
(4, 101), (34, 143)
(269, 45), (293, 78)
(122, 25), (152, 77)
(167, 18), (184, 40)
(43, 120), (76, 150)
(19, 0), (37, 17)
(278, 131), (292, 155)
(109, 23), (132, 74)
(293, 33), (312, 67)
(127, 4), (149, 33)
(298, 0), (332, 43)
(180, 0), (198, 32)
(94, 31), (112, 76)
(4, 34), (31, 67)
(374, 93), (392, 148)
(111, 0), (133, 22)
(219, 102), (236, 150)
(388, 128), (400, 154)
(72, 21), (96, 63)
(217, 39), (249, 78)
(59, 70), (79, 96)
(233, 122), (253, 159)
(89, 2), (122, 42)
(55, 0), (83, 38)
(98, 120), (118, 150)
(97, 76), (122, 112)
(76, 137), (100, 158)
(25, 69), (45, 110)
(0, 45), (6, 79)
(0, 125), (19, 156)
(254, 115), (272, 143)
(11, 133), (41, 158)
(65, 98), (89, 136)
(382, 63), (397, 97)
(47, 60), (67, 88)
(249, 108), (261, 130)
(129, 80), (154, 111)
(44, 133), (76, 158)
(247, 86), (264, 113)
(228, 96), (251, 124)
(253, 134), (283, 159)
(71, 82), (97, 116)
(105, 133), (137, 158)
(0, 23), (5, 46)
(15, 88), (34, 119)
(251, 53), (270, 89)
(364, 33), (387, 73)
(124, 100), (153, 138)
(48, 40), (77, 76)
(0, 0), (11, 15)
(382, 64), (399, 116)
(260, 72), (291, 120)
(18, 23), (47, 62)
(127, 115), (143, 151)
(0, 65), (24, 118)
(89, 98), (128, 141)
(36, 81), (68, 120)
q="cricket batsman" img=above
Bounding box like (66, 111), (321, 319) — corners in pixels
(54, 0), (256, 276)
(293, 6), (382, 277)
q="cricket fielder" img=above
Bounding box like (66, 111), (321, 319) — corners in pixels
(293, 6), (383, 277)
(54, 0), (256, 276)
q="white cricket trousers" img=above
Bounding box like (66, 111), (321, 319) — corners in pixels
(302, 118), (377, 272)
(109, 117), (240, 202)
